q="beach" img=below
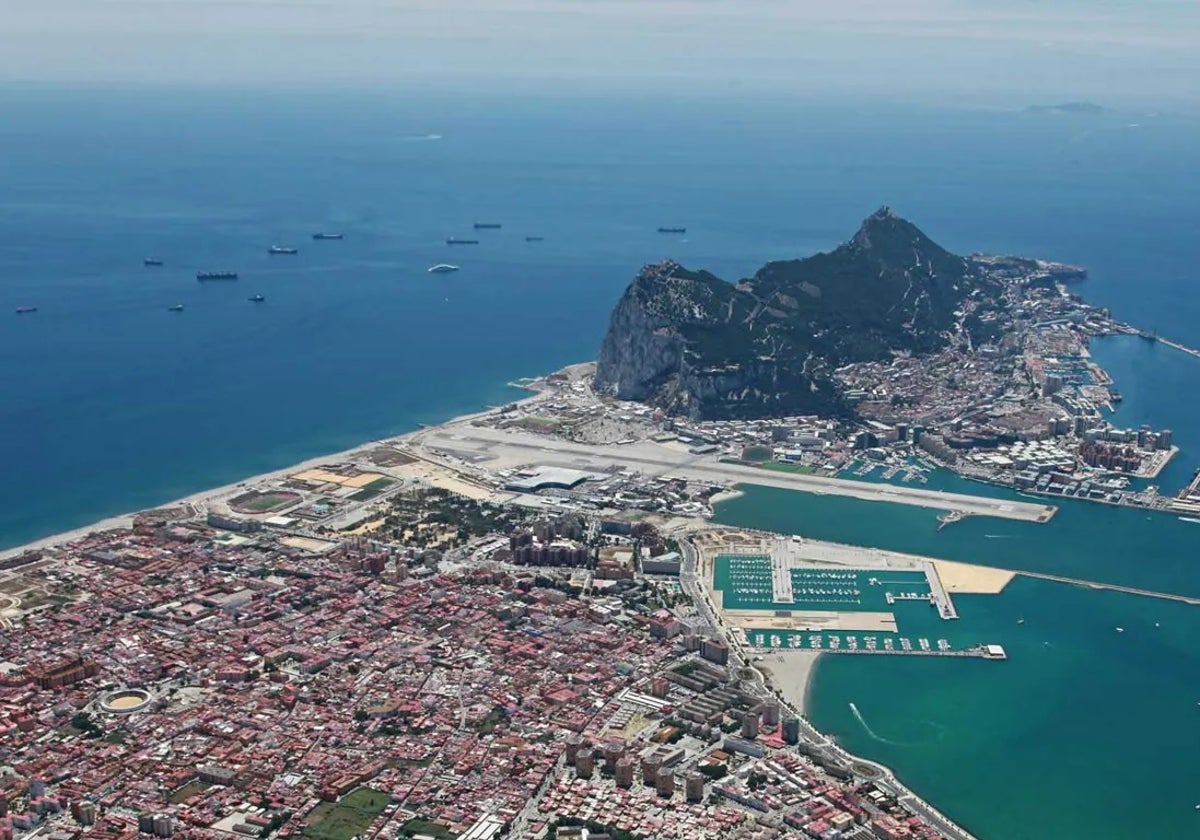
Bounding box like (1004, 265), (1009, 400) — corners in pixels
(0, 386), (548, 562)
(759, 650), (823, 714)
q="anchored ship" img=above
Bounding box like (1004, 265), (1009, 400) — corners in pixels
(312, 233), (343, 240)
(268, 246), (298, 255)
(15, 306), (37, 314)
(657, 226), (687, 234)
(446, 238), (479, 245)
(428, 264), (460, 274)
(248, 294), (266, 302)
(167, 304), (184, 312)
(525, 236), (544, 242)
(143, 258), (164, 267)
(197, 271), (238, 281)
(473, 222), (502, 229)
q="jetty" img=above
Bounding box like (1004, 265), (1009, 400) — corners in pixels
(1157, 336), (1200, 361)
(1015, 571), (1200, 605)
(817, 645), (1004, 660)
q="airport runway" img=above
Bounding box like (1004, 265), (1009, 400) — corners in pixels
(412, 425), (1056, 523)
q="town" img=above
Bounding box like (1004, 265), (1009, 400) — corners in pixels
(0, 469), (977, 840)
(418, 255), (1195, 519)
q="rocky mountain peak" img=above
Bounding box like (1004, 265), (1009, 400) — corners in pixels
(593, 209), (990, 420)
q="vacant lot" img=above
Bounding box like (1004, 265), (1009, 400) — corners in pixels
(304, 788), (388, 840)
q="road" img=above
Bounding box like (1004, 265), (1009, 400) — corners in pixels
(413, 425), (1056, 523)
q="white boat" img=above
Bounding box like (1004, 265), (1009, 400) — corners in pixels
(1179, 516), (1200, 524)
(428, 264), (460, 274)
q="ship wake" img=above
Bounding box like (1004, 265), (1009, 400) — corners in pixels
(848, 702), (944, 747)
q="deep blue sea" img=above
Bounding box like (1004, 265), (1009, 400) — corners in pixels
(3, 87), (1199, 838)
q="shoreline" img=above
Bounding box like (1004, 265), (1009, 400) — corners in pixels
(759, 649), (823, 715)
(0, 373), (559, 561)
(8, 369), (991, 840)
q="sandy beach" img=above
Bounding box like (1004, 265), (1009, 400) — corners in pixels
(759, 650), (823, 714)
(0, 376), (560, 561)
(930, 558), (1015, 594)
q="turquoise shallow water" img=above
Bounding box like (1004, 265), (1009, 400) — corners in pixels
(715, 341), (1200, 840)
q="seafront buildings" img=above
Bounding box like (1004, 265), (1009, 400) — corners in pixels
(396, 255), (1196, 518)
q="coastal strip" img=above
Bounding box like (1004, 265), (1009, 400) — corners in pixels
(412, 424), (1057, 523)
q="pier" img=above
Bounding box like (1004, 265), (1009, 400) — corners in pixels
(924, 561), (958, 619)
(771, 552), (795, 603)
(752, 633), (1005, 660)
(1156, 335), (1200, 362)
(1014, 571), (1200, 605)
(817, 645), (1002, 660)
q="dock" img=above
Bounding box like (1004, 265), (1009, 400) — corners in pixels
(818, 645), (1003, 660)
(771, 553), (795, 603)
(924, 560), (958, 619)
(752, 633), (1005, 660)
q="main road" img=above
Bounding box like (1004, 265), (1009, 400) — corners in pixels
(412, 425), (1056, 523)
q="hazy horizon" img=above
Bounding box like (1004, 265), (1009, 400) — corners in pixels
(3, 0), (1200, 107)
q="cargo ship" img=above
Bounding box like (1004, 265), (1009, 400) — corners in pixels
(268, 246), (298, 255)
(197, 271), (238, 281)
(312, 233), (343, 240)
(657, 226), (686, 234)
(473, 222), (502, 229)
(248, 294), (266, 302)
(144, 258), (164, 267)
(15, 306), (37, 314)
(167, 304), (184, 312)
(428, 264), (460, 274)
(446, 238), (479, 245)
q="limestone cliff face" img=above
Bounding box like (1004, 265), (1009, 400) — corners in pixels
(593, 260), (838, 419)
(593, 209), (996, 420)
(593, 262), (686, 403)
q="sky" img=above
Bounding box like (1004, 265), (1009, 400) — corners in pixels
(2, 0), (1199, 105)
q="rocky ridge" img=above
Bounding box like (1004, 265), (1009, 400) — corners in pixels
(593, 208), (1001, 419)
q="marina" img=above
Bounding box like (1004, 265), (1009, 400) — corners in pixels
(714, 550), (953, 618)
(746, 631), (1005, 660)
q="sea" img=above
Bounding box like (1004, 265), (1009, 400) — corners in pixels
(2, 86), (1199, 838)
